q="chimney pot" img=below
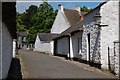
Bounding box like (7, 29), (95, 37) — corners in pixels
(58, 4), (63, 12)
(75, 6), (81, 14)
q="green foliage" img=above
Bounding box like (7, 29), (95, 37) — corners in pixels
(81, 6), (92, 12)
(16, 2), (57, 44)
(16, 13), (27, 31)
(21, 5), (38, 29)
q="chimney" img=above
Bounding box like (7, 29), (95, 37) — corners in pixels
(58, 4), (63, 12)
(75, 6), (81, 14)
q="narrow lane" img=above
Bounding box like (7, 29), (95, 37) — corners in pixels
(19, 50), (117, 79)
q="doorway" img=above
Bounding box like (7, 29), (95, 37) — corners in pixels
(87, 33), (90, 65)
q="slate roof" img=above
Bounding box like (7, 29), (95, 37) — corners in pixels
(37, 33), (59, 41)
(64, 9), (81, 26)
(2, 2), (16, 39)
(53, 20), (83, 40)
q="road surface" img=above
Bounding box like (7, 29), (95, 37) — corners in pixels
(19, 50), (117, 79)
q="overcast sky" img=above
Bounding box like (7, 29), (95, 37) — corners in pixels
(16, 0), (105, 13)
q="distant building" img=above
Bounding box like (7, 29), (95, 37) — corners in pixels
(17, 31), (27, 49)
(34, 33), (59, 54)
(0, 2), (16, 79)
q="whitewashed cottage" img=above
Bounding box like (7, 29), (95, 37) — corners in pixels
(53, 21), (83, 60)
(34, 33), (59, 54)
(82, 1), (119, 76)
(0, 2), (16, 79)
(51, 5), (84, 56)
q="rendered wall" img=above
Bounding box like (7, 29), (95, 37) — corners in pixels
(71, 32), (82, 58)
(100, 1), (119, 70)
(34, 35), (51, 53)
(51, 10), (70, 34)
(56, 37), (69, 56)
(2, 23), (13, 79)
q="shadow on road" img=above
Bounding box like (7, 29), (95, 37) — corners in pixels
(7, 58), (22, 80)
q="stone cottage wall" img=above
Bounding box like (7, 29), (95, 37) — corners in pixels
(114, 42), (120, 76)
(82, 7), (101, 64)
(2, 23), (13, 79)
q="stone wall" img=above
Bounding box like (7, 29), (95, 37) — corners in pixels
(114, 42), (120, 76)
(82, 7), (101, 64)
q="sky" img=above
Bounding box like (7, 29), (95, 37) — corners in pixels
(16, 0), (106, 13)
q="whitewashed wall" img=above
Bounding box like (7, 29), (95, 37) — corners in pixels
(2, 23), (13, 79)
(71, 32), (82, 58)
(50, 41), (54, 55)
(0, 21), (2, 79)
(0, 2), (2, 79)
(56, 37), (69, 56)
(51, 10), (70, 34)
(13, 39), (16, 58)
(100, 1), (119, 70)
(34, 35), (51, 53)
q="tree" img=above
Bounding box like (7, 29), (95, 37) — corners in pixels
(21, 5), (38, 29)
(16, 13), (27, 31)
(81, 6), (91, 12)
(26, 2), (56, 44)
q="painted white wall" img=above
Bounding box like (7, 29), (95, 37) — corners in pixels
(13, 39), (16, 58)
(51, 10), (70, 34)
(50, 41), (54, 55)
(57, 37), (69, 56)
(34, 35), (51, 53)
(71, 32), (82, 58)
(100, 1), (119, 70)
(70, 37), (73, 58)
(0, 20), (2, 79)
(1, 23), (13, 79)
